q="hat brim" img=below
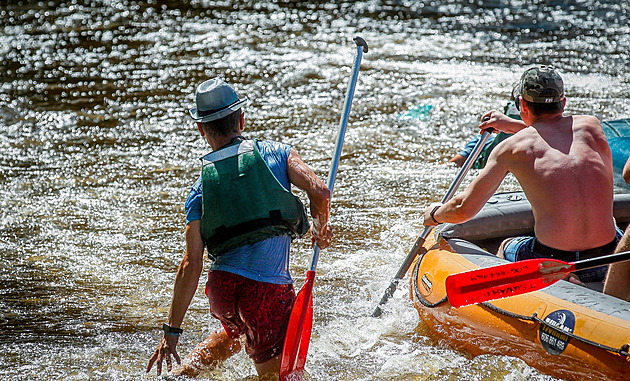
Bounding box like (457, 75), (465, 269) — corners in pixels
(511, 82), (522, 101)
(189, 98), (248, 123)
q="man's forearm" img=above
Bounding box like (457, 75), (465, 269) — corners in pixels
(167, 221), (205, 328)
(167, 256), (203, 328)
(423, 198), (478, 227)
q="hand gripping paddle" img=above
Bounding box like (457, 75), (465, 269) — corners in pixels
(372, 127), (493, 317)
(279, 36), (368, 381)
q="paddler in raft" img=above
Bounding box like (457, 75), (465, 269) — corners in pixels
(448, 100), (519, 168)
(423, 65), (622, 285)
(146, 78), (333, 378)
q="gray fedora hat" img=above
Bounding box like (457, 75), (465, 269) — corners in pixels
(189, 78), (248, 123)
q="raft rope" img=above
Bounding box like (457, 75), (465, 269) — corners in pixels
(411, 252), (630, 358)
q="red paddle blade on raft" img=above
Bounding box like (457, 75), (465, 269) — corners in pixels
(445, 258), (574, 308)
(446, 250), (630, 307)
(279, 270), (314, 381)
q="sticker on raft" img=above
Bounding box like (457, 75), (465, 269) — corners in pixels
(539, 309), (575, 355)
(421, 273), (434, 294)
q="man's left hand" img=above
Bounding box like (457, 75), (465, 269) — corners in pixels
(146, 334), (181, 376)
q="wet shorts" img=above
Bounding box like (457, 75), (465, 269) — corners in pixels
(501, 228), (623, 282)
(205, 270), (296, 364)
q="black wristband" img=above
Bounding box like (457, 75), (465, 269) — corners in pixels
(162, 323), (183, 336)
(429, 205), (441, 224)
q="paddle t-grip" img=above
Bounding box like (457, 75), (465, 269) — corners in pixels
(353, 36), (369, 53)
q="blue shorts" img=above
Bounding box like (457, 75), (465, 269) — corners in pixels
(502, 228), (623, 282)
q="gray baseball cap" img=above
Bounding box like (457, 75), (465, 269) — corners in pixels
(513, 66), (565, 104)
(189, 78), (248, 123)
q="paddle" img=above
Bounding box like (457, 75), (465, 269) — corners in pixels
(279, 36), (368, 381)
(446, 250), (630, 308)
(372, 128), (493, 317)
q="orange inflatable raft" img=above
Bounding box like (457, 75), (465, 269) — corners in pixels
(411, 192), (630, 381)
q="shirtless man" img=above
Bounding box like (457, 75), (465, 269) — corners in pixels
(423, 66), (618, 281)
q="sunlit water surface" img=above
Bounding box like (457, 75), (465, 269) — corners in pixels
(1, 1), (629, 380)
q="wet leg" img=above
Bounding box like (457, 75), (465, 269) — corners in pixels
(173, 329), (242, 377)
(254, 354), (281, 378)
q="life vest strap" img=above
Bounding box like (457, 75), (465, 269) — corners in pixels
(206, 209), (294, 248)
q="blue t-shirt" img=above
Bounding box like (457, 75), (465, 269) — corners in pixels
(185, 140), (295, 285)
(457, 133), (496, 157)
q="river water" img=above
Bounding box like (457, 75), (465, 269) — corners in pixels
(1, 1), (629, 380)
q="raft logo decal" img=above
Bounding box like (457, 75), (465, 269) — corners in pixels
(539, 309), (575, 355)
(421, 273), (433, 294)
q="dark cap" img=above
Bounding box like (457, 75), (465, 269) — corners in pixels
(513, 66), (565, 104)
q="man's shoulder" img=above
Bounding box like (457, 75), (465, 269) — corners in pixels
(568, 115), (604, 137)
(255, 139), (292, 151)
(487, 127), (539, 162)
(255, 139), (293, 159)
(572, 114), (599, 120)
(499, 126), (536, 145)
(573, 114), (601, 127)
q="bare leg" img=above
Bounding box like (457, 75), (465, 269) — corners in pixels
(173, 329), (242, 378)
(603, 229), (630, 301)
(603, 261), (630, 300)
(254, 355), (281, 379)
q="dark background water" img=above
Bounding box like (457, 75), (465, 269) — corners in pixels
(1, 1), (628, 380)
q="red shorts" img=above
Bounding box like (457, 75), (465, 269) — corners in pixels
(205, 270), (296, 364)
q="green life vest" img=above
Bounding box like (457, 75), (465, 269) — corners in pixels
(199, 139), (309, 258)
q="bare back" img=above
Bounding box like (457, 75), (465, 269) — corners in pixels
(501, 115), (615, 250)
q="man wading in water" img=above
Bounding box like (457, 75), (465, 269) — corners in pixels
(423, 66), (620, 283)
(147, 78), (333, 378)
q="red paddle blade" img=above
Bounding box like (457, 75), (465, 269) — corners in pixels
(279, 270), (315, 381)
(445, 258), (575, 308)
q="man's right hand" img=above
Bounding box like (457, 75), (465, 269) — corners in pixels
(479, 110), (527, 134)
(146, 334), (181, 376)
(311, 223), (333, 250)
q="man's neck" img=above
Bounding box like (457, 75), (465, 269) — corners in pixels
(529, 112), (564, 126)
(209, 134), (243, 151)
